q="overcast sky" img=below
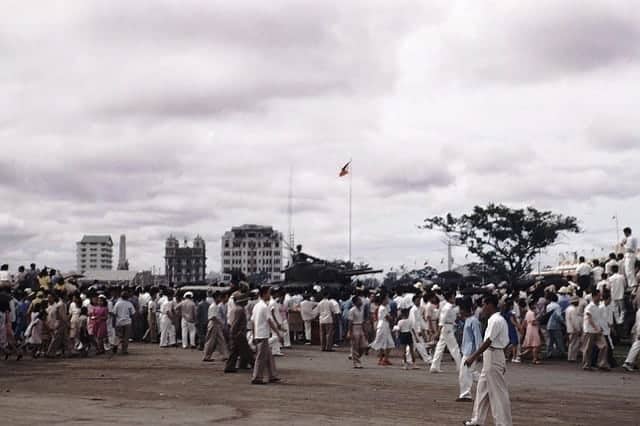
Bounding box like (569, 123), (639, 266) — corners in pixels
(1, 0), (639, 274)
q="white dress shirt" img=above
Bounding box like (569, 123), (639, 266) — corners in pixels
(608, 273), (626, 300)
(565, 305), (582, 334)
(438, 301), (457, 327)
(300, 300), (317, 321)
(252, 299), (271, 339)
(315, 299), (339, 324)
(583, 302), (602, 334)
(576, 262), (592, 277)
(485, 312), (509, 349)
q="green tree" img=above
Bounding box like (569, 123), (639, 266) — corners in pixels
(422, 204), (580, 286)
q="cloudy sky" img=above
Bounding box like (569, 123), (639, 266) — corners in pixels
(1, 0), (639, 274)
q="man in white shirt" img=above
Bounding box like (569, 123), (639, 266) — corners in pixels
(463, 294), (512, 426)
(622, 307), (640, 372)
(565, 296), (582, 362)
(252, 286), (282, 385)
(582, 290), (609, 371)
(575, 257), (593, 290)
(599, 291), (617, 368)
(622, 227), (638, 290)
(202, 292), (229, 362)
(347, 296), (367, 368)
(608, 265), (627, 325)
(300, 295), (317, 345)
(314, 292), (339, 352)
(430, 291), (461, 374)
(268, 288), (285, 356)
(410, 294), (431, 364)
(113, 291), (136, 355)
(178, 292), (197, 349)
(591, 260), (604, 285)
(596, 273), (609, 294)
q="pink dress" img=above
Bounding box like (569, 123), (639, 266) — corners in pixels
(522, 310), (541, 348)
(90, 306), (108, 339)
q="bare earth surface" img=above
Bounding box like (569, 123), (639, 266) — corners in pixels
(1, 344), (639, 425)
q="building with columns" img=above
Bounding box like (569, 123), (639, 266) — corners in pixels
(221, 225), (283, 282)
(165, 235), (207, 285)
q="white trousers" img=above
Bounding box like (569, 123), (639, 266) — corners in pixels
(625, 339), (640, 365)
(470, 349), (513, 426)
(304, 320), (312, 342)
(459, 355), (481, 399)
(409, 331), (431, 363)
(625, 255), (637, 289)
(271, 333), (283, 355)
(430, 327), (461, 372)
(282, 320), (291, 348)
(181, 320), (196, 348)
(159, 315), (176, 347)
(613, 299), (626, 325)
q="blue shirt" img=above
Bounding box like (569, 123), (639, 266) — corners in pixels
(461, 316), (483, 357)
(547, 308), (564, 331)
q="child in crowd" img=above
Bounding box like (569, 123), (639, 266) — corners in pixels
(521, 300), (542, 364)
(393, 309), (415, 370)
(25, 307), (44, 358)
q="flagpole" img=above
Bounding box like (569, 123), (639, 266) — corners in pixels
(349, 159), (352, 263)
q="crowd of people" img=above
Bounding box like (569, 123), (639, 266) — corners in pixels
(2, 228), (640, 425)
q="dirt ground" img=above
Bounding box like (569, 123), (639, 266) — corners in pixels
(1, 344), (639, 425)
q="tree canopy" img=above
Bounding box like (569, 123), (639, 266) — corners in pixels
(422, 204), (580, 285)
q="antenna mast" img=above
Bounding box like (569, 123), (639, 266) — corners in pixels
(288, 166), (295, 262)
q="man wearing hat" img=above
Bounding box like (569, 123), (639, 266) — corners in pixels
(225, 291), (253, 373)
(178, 292), (197, 349)
(565, 295), (582, 362)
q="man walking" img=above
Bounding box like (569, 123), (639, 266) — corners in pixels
(458, 298), (483, 403)
(622, 227), (638, 290)
(463, 294), (512, 426)
(608, 265), (627, 327)
(196, 294), (210, 351)
(622, 305), (640, 371)
(430, 291), (461, 373)
(347, 295), (367, 369)
(300, 294), (317, 345)
(225, 292), (254, 373)
(565, 295), (582, 362)
(203, 292), (229, 362)
(113, 290), (135, 355)
(582, 290), (609, 371)
(178, 292), (197, 349)
(252, 286), (282, 385)
(315, 292), (339, 352)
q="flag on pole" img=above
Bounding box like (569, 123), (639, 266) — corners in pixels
(339, 161), (351, 177)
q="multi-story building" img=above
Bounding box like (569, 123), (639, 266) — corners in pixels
(221, 224), (283, 282)
(76, 235), (114, 273)
(165, 235), (207, 285)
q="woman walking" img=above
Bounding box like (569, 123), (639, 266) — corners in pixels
(370, 293), (395, 366)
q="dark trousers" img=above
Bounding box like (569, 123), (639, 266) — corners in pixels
(320, 323), (334, 351)
(225, 333), (254, 371)
(116, 325), (131, 354)
(546, 329), (566, 358)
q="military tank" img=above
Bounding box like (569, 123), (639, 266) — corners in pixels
(280, 245), (382, 292)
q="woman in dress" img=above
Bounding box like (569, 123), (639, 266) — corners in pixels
(520, 300), (542, 364)
(369, 293), (395, 366)
(501, 300), (521, 363)
(90, 295), (109, 355)
(68, 294), (82, 351)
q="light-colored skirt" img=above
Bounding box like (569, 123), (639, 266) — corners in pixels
(370, 321), (395, 351)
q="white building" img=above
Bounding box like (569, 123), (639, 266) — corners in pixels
(221, 225), (283, 282)
(76, 235), (114, 274)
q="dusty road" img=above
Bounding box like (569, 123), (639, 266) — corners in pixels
(1, 344), (639, 425)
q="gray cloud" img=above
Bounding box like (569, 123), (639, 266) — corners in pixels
(0, 0), (639, 274)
